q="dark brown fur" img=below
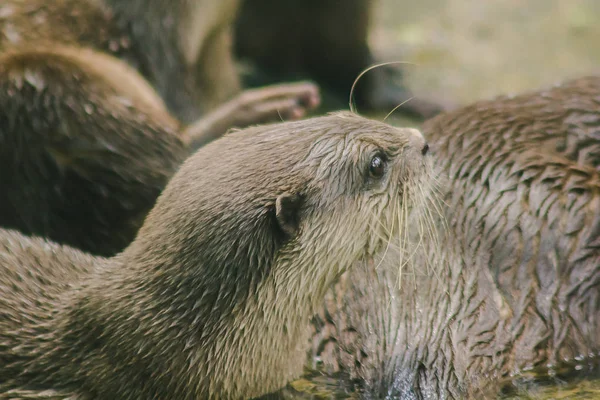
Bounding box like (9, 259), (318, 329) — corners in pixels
(0, 112), (430, 399)
(234, 0), (444, 119)
(1, 0), (234, 122)
(0, 0), (319, 256)
(311, 76), (600, 399)
(0, 45), (188, 257)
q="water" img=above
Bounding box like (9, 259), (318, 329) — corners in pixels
(501, 367), (600, 399)
(279, 368), (600, 399)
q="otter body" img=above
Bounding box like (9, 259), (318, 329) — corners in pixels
(0, 0), (240, 122)
(0, 0), (319, 256)
(0, 113), (430, 399)
(0, 44), (188, 256)
(312, 77), (600, 399)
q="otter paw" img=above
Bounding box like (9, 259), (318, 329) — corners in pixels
(231, 81), (321, 126)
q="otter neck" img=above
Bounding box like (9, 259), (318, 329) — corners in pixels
(109, 238), (342, 338)
(77, 237), (346, 396)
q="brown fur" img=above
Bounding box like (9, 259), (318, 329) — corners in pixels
(0, 112), (431, 399)
(0, 0), (240, 121)
(0, 0), (320, 256)
(311, 76), (600, 398)
(0, 44), (187, 257)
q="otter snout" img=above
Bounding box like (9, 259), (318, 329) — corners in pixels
(406, 128), (424, 140)
(401, 128), (429, 157)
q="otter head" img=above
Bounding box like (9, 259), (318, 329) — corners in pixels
(273, 112), (433, 300)
(118, 111), (431, 398)
(129, 111), (431, 304)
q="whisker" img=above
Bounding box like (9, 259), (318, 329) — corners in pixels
(423, 198), (444, 284)
(371, 207), (397, 271)
(425, 184), (448, 227)
(416, 186), (435, 275)
(383, 97), (415, 122)
(369, 205), (392, 235)
(368, 221), (402, 250)
(399, 184), (411, 289)
(429, 182), (449, 205)
(348, 61), (418, 114)
(396, 192), (404, 289)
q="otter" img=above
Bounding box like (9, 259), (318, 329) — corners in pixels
(307, 76), (600, 399)
(0, 0), (320, 256)
(234, 0), (445, 120)
(0, 112), (431, 399)
(0, 0), (318, 123)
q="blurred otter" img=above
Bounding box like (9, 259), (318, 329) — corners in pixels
(309, 76), (600, 399)
(234, 0), (445, 120)
(0, 112), (431, 399)
(0, 0), (319, 122)
(0, 0), (319, 256)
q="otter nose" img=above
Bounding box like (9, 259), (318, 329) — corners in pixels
(403, 128), (429, 156)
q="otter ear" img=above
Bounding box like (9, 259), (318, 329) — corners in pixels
(275, 192), (303, 238)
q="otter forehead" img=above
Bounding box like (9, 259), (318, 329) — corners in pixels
(320, 113), (425, 151)
(302, 114), (426, 164)
(192, 112), (423, 162)
(285, 112), (425, 158)
(170, 112), (427, 200)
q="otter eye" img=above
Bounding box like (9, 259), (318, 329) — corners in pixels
(369, 155), (386, 179)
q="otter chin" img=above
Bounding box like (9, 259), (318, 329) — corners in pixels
(0, 112), (430, 399)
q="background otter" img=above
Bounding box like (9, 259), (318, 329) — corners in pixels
(0, 0), (317, 123)
(0, 0), (320, 256)
(0, 112), (431, 399)
(234, 0), (444, 120)
(307, 76), (600, 399)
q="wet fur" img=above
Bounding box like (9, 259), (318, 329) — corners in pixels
(312, 77), (600, 399)
(0, 113), (430, 399)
